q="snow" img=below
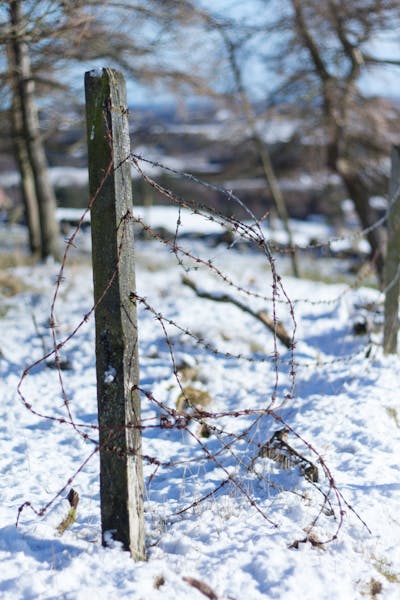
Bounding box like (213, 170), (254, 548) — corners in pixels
(0, 212), (399, 600)
(135, 205), (223, 235)
(56, 207), (91, 225)
(0, 167), (89, 190)
(57, 202), (368, 259)
(257, 118), (301, 144)
(104, 366), (116, 384)
(164, 118), (301, 145)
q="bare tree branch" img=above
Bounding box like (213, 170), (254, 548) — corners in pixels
(182, 276), (292, 349)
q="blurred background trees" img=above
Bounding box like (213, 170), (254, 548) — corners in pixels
(0, 0), (183, 259)
(166, 0), (400, 281)
(279, 0), (400, 280)
(0, 0), (399, 280)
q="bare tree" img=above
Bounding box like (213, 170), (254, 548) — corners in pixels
(0, 0), (198, 259)
(219, 29), (300, 277)
(6, 0), (60, 259)
(2, 0), (399, 272)
(155, 0), (400, 281)
(127, 0), (300, 274)
(269, 0), (400, 282)
(6, 45), (41, 257)
(1, 0), (104, 259)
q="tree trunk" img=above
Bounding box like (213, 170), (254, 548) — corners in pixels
(7, 68), (41, 255)
(338, 163), (386, 284)
(223, 32), (300, 277)
(14, 134), (42, 257)
(8, 0), (59, 261)
(383, 145), (400, 354)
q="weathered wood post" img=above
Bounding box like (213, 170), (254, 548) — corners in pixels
(84, 68), (145, 559)
(384, 145), (400, 354)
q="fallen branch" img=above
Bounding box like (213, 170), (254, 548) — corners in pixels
(254, 428), (319, 483)
(183, 576), (218, 600)
(182, 276), (291, 348)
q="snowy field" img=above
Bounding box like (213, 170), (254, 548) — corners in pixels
(0, 210), (399, 600)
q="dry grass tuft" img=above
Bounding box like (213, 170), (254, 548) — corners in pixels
(0, 271), (28, 297)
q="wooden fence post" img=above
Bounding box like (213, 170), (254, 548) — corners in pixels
(383, 145), (400, 354)
(84, 68), (145, 559)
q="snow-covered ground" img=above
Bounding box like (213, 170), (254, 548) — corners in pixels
(0, 212), (399, 599)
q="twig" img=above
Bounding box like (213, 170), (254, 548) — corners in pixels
(181, 275), (292, 348)
(183, 576), (219, 600)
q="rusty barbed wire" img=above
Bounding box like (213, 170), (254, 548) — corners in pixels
(131, 152), (400, 254)
(130, 155), (385, 313)
(15, 148), (380, 544)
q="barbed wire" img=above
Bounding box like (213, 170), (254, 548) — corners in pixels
(130, 154), (390, 314)
(14, 145), (386, 548)
(134, 215), (378, 309)
(131, 152), (400, 254)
